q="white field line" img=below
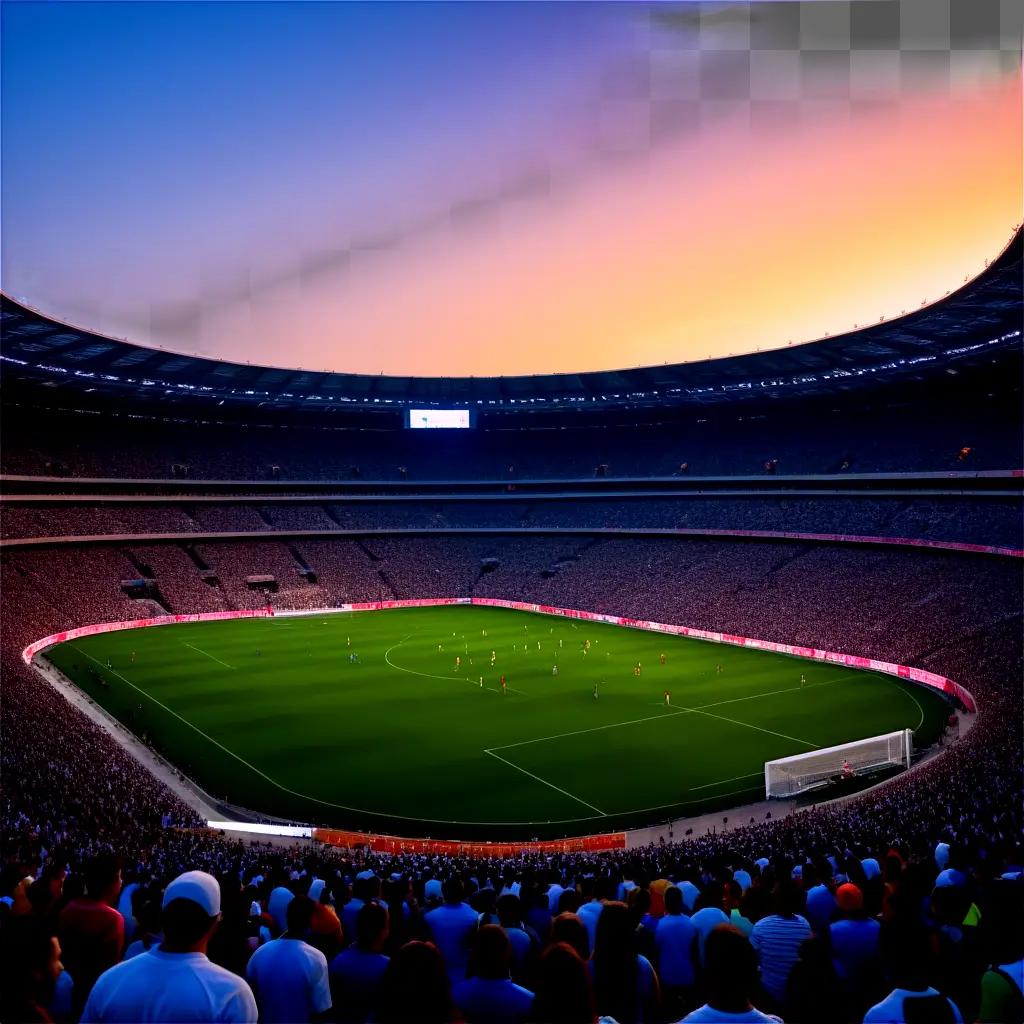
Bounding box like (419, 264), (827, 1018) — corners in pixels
(490, 677), (847, 753)
(899, 684), (926, 731)
(688, 771), (765, 792)
(670, 703), (819, 749)
(181, 641), (236, 670)
(483, 749), (605, 815)
(68, 645), (586, 826)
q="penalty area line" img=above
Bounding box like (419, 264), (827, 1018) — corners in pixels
(181, 641), (236, 670)
(688, 771), (765, 791)
(483, 748), (605, 816)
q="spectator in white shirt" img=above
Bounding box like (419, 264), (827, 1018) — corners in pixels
(681, 925), (781, 1023)
(81, 870), (257, 1023)
(863, 923), (963, 1024)
(246, 894), (331, 1024)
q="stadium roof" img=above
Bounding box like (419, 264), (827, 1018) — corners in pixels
(2, 233), (1020, 413)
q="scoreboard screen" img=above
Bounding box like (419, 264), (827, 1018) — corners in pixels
(406, 409), (472, 429)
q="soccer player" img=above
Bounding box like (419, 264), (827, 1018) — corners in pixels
(347, 636), (351, 648)
(131, 651), (136, 663)
(634, 663), (642, 677)
(438, 643), (443, 652)
(559, 638), (563, 649)
(479, 676), (484, 688)
(490, 650), (496, 666)
(536, 640), (541, 651)
(800, 673), (807, 687)
(716, 663), (722, 674)
(106, 657), (112, 669)
(664, 689), (671, 707)
(660, 653), (666, 665)
(500, 675), (507, 696)
(552, 664), (558, 676)
(455, 655), (461, 671)
(593, 682), (600, 701)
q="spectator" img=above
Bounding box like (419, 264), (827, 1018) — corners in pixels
(530, 942), (595, 1024)
(453, 924), (534, 1024)
(655, 885), (698, 1019)
(496, 894), (534, 979)
(245, 894), (331, 1023)
(680, 925), (781, 1023)
(426, 876), (479, 986)
(829, 882), (882, 999)
(786, 936), (845, 1024)
(749, 880), (811, 1009)
(551, 912), (590, 961)
(329, 901), (390, 1024)
(977, 881), (1024, 1024)
(122, 898), (162, 960)
(57, 854), (125, 1014)
(689, 886), (730, 967)
(81, 870), (257, 1022)
(374, 941), (456, 1024)
(863, 923), (963, 1024)
(0, 917), (65, 1023)
(588, 902), (659, 1024)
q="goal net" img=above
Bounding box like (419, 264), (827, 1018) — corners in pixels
(764, 729), (913, 799)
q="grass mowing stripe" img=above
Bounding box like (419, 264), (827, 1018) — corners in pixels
(483, 749), (606, 815)
(180, 641), (236, 670)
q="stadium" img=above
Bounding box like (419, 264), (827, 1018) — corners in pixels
(2, 3), (1022, 1024)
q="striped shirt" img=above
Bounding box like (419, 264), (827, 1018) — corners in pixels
(750, 914), (812, 1001)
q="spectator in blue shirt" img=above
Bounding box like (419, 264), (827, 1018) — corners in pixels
(654, 885), (698, 1020)
(329, 902), (389, 1024)
(425, 877), (479, 986)
(452, 925), (534, 1024)
(829, 883), (881, 996)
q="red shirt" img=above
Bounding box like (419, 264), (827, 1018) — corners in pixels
(58, 897), (124, 1003)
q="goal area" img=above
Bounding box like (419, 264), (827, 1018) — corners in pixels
(764, 729), (913, 799)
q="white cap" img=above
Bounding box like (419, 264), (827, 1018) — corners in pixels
(162, 871), (221, 917)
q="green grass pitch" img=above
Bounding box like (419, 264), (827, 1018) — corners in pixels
(43, 605), (950, 840)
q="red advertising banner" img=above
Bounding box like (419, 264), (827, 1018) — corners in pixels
(312, 828), (626, 857)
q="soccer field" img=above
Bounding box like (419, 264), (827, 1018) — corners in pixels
(42, 605), (949, 839)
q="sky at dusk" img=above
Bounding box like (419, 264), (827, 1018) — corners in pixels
(2, 1), (1021, 377)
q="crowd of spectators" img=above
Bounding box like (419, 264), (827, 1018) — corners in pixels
(3, 399), (1019, 482)
(2, 536), (1021, 1023)
(3, 496), (1021, 550)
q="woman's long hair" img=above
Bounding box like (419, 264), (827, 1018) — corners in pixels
(590, 901), (640, 1024)
(532, 942), (596, 1024)
(375, 940), (455, 1024)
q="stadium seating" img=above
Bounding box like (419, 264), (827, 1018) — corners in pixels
(2, 531), (1021, 1022)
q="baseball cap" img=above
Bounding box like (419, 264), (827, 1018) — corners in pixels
(835, 883), (863, 912)
(162, 871), (221, 917)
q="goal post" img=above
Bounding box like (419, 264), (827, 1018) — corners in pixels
(764, 729), (913, 799)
